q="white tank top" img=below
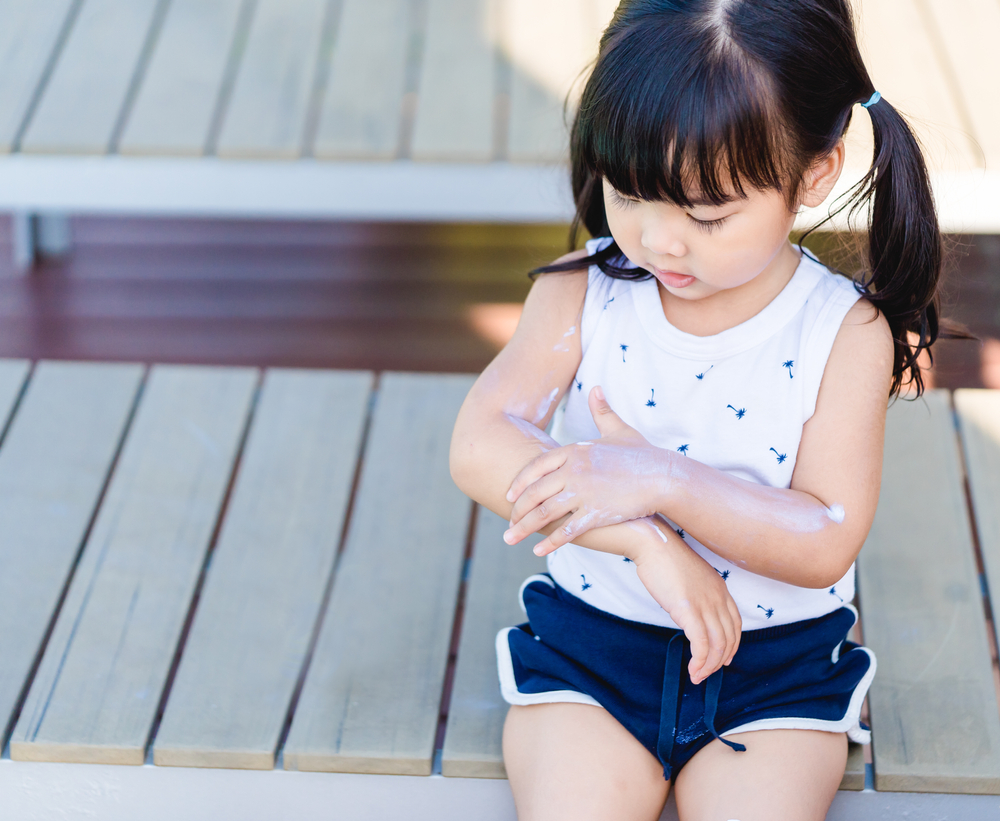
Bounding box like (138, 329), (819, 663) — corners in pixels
(547, 238), (862, 630)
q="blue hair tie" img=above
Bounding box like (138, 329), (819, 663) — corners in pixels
(861, 91), (882, 109)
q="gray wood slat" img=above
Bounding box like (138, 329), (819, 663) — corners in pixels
(118, 0), (244, 156)
(19, 0), (162, 154)
(441, 509), (545, 778)
(0, 0), (77, 153)
(312, 0), (411, 160)
(0, 361), (141, 739)
(503, 0), (595, 163)
(955, 390), (1000, 636)
(283, 372), (476, 775)
(215, 0), (328, 159)
(858, 391), (1000, 793)
(9, 365), (257, 765)
(0, 358), (29, 427)
(153, 369), (373, 769)
(410, 0), (495, 162)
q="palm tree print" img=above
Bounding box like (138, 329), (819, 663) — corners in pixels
(783, 360), (795, 378)
(646, 389), (656, 407)
(603, 296), (615, 310)
(581, 574), (592, 591)
(757, 604), (775, 619)
(829, 587), (844, 603)
(623, 556), (633, 563)
(770, 447), (787, 464)
(696, 365), (714, 380)
(727, 405), (747, 419)
(575, 379), (583, 392)
(715, 567), (730, 581)
(620, 344), (629, 362)
(677, 444), (690, 454)
(675, 528), (685, 539)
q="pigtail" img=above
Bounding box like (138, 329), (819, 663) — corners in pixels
(842, 97), (942, 397)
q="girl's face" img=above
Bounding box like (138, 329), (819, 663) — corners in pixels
(602, 176), (800, 303)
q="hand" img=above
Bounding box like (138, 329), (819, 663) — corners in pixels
(629, 520), (742, 684)
(504, 386), (672, 554)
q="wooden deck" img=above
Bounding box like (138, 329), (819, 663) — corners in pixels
(0, 0), (997, 229)
(0, 360), (999, 818)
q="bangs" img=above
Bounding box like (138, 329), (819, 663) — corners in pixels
(578, 17), (793, 208)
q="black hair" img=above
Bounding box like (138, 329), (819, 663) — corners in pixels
(536, 0), (951, 398)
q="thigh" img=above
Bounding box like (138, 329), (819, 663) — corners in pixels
(503, 703), (670, 821)
(673, 729), (847, 821)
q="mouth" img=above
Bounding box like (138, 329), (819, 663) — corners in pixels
(653, 267), (696, 288)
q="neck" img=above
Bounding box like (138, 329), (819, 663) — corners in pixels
(659, 241), (802, 336)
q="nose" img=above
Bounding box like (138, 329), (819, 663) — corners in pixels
(640, 217), (687, 259)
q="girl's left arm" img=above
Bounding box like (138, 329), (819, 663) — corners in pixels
(506, 299), (895, 589)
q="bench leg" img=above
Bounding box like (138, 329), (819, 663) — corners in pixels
(9, 212), (73, 273)
(11, 212), (35, 273)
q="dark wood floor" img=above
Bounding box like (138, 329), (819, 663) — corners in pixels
(0, 217), (995, 388)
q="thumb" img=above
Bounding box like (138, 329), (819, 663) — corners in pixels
(589, 386), (629, 437)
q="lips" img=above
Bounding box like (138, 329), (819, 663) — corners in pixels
(654, 268), (696, 288)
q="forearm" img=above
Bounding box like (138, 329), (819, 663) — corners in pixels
(451, 412), (674, 561)
(653, 450), (860, 588)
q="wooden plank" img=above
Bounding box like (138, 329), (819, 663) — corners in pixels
(0, 0), (77, 153)
(312, 0), (411, 160)
(20, 0), (162, 154)
(0, 358), (29, 427)
(502, 0), (597, 162)
(843, 743), (865, 791)
(9, 365), (257, 765)
(441, 509), (544, 778)
(153, 369), (373, 770)
(858, 390), (1000, 793)
(283, 372), (476, 775)
(0, 361), (141, 739)
(215, 0), (328, 159)
(410, 0), (496, 162)
(118, 0), (244, 156)
(955, 390), (1000, 629)
(919, 0), (1000, 171)
(848, 0), (979, 172)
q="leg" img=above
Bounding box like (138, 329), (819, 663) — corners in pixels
(503, 703), (670, 821)
(674, 729), (847, 821)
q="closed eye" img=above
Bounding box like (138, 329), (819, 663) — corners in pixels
(690, 215), (729, 233)
(608, 189), (639, 210)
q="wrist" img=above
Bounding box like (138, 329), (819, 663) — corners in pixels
(650, 447), (679, 515)
(623, 517), (683, 566)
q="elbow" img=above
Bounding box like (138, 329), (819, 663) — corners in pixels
(449, 428), (478, 498)
(797, 541), (864, 590)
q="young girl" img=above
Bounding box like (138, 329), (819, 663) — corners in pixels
(450, 1), (942, 818)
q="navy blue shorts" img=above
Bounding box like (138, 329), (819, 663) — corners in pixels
(497, 574), (875, 781)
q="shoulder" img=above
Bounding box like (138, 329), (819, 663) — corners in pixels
(522, 249), (590, 319)
(833, 298), (894, 367)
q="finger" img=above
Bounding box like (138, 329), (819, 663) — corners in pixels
(588, 385), (632, 438)
(694, 618), (727, 683)
(684, 621), (709, 684)
(719, 609), (737, 667)
(725, 599), (742, 665)
(506, 448), (568, 503)
(509, 472), (565, 529)
(544, 507), (607, 551)
(504, 491), (576, 545)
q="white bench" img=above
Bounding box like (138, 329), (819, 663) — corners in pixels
(0, 0), (999, 270)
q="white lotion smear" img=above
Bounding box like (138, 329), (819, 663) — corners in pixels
(533, 387), (560, 424)
(827, 503), (846, 524)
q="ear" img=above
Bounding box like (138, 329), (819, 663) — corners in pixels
(798, 140), (846, 209)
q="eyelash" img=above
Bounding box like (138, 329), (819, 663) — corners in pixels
(609, 190), (729, 232)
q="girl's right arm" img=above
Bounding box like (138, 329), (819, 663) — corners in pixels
(450, 257), (741, 683)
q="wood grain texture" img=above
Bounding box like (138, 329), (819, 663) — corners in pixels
(0, 0), (76, 152)
(153, 369), (373, 769)
(919, 0), (1000, 170)
(0, 361), (141, 743)
(118, 0), (244, 156)
(955, 390), (1000, 626)
(851, 0), (979, 172)
(9, 365), (256, 765)
(215, 0), (328, 158)
(843, 742), (866, 791)
(441, 508), (544, 778)
(410, 0), (495, 162)
(312, 0), (411, 160)
(502, 0), (597, 162)
(20, 0), (161, 154)
(283, 372), (476, 775)
(858, 391), (1000, 793)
